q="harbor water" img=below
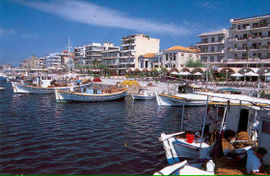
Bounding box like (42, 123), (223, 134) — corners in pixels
(0, 81), (205, 175)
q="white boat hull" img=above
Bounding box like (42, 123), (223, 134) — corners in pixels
(160, 132), (210, 165)
(156, 93), (206, 106)
(131, 94), (155, 100)
(11, 82), (91, 94)
(154, 160), (214, 175)
(55, 89), (127, 102)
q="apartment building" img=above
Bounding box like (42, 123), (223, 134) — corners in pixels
(83, 42), (119, 66)
(197, 29), (228, 64)
(119, 34), (160, 72)
(162, 46), (200, 70)
(138, 52), (162, 69)
(102, 46), (120, 69)
(74, 46), (86, 65)
(45, 53), (61, 68)
(227, 14), (270, 67)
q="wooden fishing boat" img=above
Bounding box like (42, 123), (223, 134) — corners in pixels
(55, 87), (127, 102)
(159, 92), (270, 164)
(11, 81), (92, 94)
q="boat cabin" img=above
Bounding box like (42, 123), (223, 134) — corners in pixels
(177, 83), (194, 93)
(258, 110), (270, 165)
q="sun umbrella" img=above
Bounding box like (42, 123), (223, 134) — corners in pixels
(244, 71), (259, 77)
(231, 73), (243, 77)
(193, 72), (203, 76)
(170, 71), (179, 75)
(177, 71), (191, 76)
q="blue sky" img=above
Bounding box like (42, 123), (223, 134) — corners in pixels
(0, 0), (270, 65)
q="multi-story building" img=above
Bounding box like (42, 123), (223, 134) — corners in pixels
(85, 43), (104, 66)
(162, 46), (200, 69)
(227, 14), (270, 67)
(102, 46), (120, 69)
(21, 55), (43, 69)
(74, 46), (86, 66)
(84, 42), (119, 66)
(45, 53), (61, 68)
(197, 29), (228, 64)
(138, 52), (163, 69)
(119, 34), (160, 72)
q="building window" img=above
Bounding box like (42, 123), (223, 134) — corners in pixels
(166, 54), (168, 61)
(173, 53), (176, 60)
(211, 47), (214, 52)
(201, 56), (207, 62)
(218, 35), (223, 42)
(210, 56), (214, 62)
(211, 37), (215, 42)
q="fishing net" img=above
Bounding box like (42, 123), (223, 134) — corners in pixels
(234, 131), (252, 148)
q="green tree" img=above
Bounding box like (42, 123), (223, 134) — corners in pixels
(97, 63), (109, 76)
(185, 57), (204, 67)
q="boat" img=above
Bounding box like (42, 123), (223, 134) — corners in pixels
(55, 85), (127, 102)
(131, 89), (155, 100)
(154, 158), (251, 175)
(257, 110), (270, 166)
(159, 92), (270, 165)
(11, 76), (92, 94)
(156, 83), (207, 106)
(154, 160), (214, 175)
(0, 87), (5, 91)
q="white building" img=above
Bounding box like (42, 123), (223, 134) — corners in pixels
(78, 42), (119, 66)
(102, 46), (120, 69)
(162, 46), (200, 70)
(119, 34), (160, 72)
(197, 29), (228, 64)
(45, 53), (61, 68)
(138, 52), (162, 69)
(74, 46), (86, 65)
(227, 14), (270, 67)
(85, 43), (105, 66)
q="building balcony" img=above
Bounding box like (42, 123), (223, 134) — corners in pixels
(230, 24), (270, 33)
(119, 55), (134, 59)
(199, 50), (225, 55)
(120, 43), (135, 47)
(228, 48), (247, 52)
(120, 49), (135, 53)
(85, 54), (102, 57)
(228, 37), (248, 43)
(249, 35), (270, 41)
(197, 40), (224, 46)
(226, 58), (270, 64)
(102, 56), (118, 60)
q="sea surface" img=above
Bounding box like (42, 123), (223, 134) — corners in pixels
(0, 81), (205, 175)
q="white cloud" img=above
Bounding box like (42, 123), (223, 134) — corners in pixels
(16, 0), (192, 36)
(0, 28), (15, 36)
(195, 1), (216, 9)
(21, 33), (39, 39)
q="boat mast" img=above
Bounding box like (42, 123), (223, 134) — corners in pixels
(67, 37), (72, 75)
